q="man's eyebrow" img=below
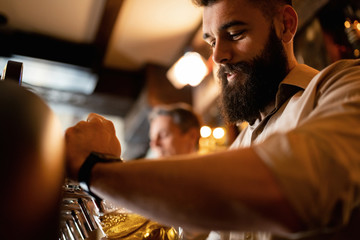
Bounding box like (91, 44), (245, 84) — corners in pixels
(203, 20), (247, 40)
(221, 20), (247, 30)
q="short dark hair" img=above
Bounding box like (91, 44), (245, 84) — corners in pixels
(192, 0), (292, 7)
(192, 0), (292, 19)
(149, 103), (201, 134)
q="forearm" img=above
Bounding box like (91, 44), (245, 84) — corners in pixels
(90, 148), (302, 234)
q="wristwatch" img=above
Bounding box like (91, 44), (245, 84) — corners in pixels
(78, 152), (122, 200)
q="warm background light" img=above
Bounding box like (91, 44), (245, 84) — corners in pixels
(199, 126), (228, 154)
(200, 126), (212, 138)
(213, 127), (225, 139)
(344, 20), (351, 29)
(167, 52), (208, 89)
(354, 49), (360, 58)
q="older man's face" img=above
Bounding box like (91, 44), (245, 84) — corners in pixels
(149, 115), (197, 157)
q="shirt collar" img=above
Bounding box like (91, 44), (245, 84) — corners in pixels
(281, 63), (319, 90)
(239, 64), (319, 126)
(261, 64), (319, 122)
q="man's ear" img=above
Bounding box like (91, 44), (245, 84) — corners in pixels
(280, 5), (298, 43)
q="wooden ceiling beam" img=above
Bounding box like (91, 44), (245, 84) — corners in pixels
(94, 0), (125, 69)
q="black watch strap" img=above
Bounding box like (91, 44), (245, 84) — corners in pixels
(78, 152), (122, 200)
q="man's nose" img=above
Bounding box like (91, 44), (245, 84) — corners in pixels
(212, 39), (232, 64)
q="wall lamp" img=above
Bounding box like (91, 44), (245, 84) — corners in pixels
(166, 51), (209, 89)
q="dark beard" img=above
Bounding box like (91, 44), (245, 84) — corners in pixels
(218, 24), (289, 125)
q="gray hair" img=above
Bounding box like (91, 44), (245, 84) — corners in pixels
(149, 103), (201, 133)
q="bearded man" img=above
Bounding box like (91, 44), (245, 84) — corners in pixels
(65, 0), (360, 239)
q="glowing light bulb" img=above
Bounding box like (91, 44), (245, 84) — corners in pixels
(354, 49), (360, 58)
(344, 20), (351, 29)
(167, 52), (208, 89)
(213, 127), (225, 139)
(200, 126), (212, 138)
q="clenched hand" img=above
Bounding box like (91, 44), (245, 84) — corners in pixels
(65, 113), (121, 180)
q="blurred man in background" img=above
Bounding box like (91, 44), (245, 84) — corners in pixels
(148, 103), (201, 158)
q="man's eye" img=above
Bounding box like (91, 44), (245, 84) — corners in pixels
(229, 31), (246, 40)
(208, 40), (216, 48)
